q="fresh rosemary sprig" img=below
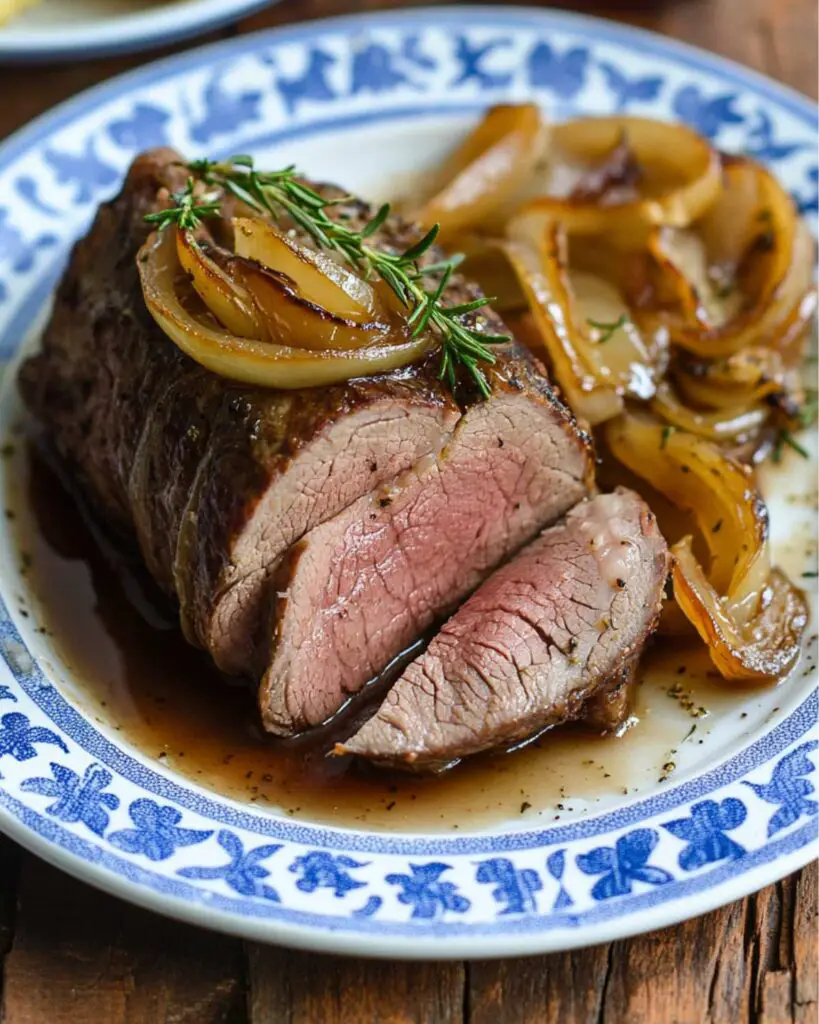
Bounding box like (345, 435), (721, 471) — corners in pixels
(156, 156), (507, 396)
(772, 428), (809, 463)
(586, 314), (629, 343)
(144, 177), (222, 231)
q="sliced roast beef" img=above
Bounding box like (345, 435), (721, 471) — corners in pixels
(19, 149), (493, 675)
(261, 375), (592, 734)
(341, 489), (668, 769)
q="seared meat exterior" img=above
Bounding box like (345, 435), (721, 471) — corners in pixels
(341, 489), (668, 769)
(19, 148), (593, 724)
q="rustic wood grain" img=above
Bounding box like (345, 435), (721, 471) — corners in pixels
(0, 2), (816, 1023)
(1, 853), (246, 1024)
(247, 943), (465, 1023)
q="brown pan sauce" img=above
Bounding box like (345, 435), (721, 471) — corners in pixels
(6, 444), (740, 833)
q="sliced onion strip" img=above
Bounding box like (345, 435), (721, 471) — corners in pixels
(139, 227), (433, 389)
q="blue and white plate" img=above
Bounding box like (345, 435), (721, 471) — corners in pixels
(0, 0), (277, 62)
(0, 7), (816, 958)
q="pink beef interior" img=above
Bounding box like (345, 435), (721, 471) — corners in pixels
(341, 488), (668, 768)
(260, 387), (593, 734)
(200, 398), (458, 675)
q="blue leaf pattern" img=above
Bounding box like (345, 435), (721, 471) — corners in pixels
(108, 799), (211, 861)
(546, 848), (574, 910)
(0, 685), (17, 703)
(598, 62), (663, 110)
(14, 178), (62, 217)
(351, 43), (422, 95)
(743, 741), (818, 837)
(0, 208), (57, 299)
(795, 166), (819, 214)
(21, 762), (118, 836)
(745, 109), (809, 162)
(451, 36), (513, 90)
(188, 72), (262, 144)
(385, 863), (471, 919)
(0, 712), (68, 761)
(42, 138), (118, 204)
(528, 42), (589, 99)
(178, 830), (281, 900)
(108, 103), (171, 150)
(577, 829), (673, 900)
(289, 851), (368, 898)
(672, 85), (744, 139)
(475, 857), (542, 914)
(275, 49), (337, 113)
(662, 798), (747, 870)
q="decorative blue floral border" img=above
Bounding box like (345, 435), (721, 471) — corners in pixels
(0, 8), (816, 954)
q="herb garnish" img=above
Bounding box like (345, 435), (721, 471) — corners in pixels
(586, 313), (629, 343)
(773, 429), (809, 463)
(144, 178), (221, 231)
(660, 425), (676, 449)
(147, 158), (508, 397)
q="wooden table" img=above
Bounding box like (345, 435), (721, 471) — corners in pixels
(0, 1), (816, 1021)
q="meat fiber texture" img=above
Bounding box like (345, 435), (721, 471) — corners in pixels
(19, 149), (594, 738)
(342, 489), (669, 769)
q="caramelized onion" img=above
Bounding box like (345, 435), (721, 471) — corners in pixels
(673, 348), (789, 410)
(232, 259), (394, 352)
(673, 539), (807, 681)
(176, 228), (265, 340)
(519, 117), (722, 249)
(409, 104), (549, 239)
(638, 158), (816, 358)
(651, 381), (769, 442)
(605, 412), (806, 680)
(501, 216), (657, 424)
(139, 227), (433, 388)
(232, 217), (383, 323)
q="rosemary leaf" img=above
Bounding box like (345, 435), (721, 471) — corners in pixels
(147, 156), (508, 396)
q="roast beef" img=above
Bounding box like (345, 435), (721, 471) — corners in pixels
(341, 489), (668, 769)
(19, 148), (593, 718)
(18, 150), (499, 675)
(261, 369), (592, 734)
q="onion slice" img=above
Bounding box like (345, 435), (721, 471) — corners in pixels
(520, 116), (722, 249)
(636, 157), (817, 358)
(501, 216), (658, 424)
(673, 348), (789, 411)
(232, 217), (383, 323)
(605, 412), (806, 681)
(138, 227), (434, 388)
(650, 381), (769, 443)
(176, 228), (265, 340)
(673, 539), (807, 682)
(409, 103), (549, 239)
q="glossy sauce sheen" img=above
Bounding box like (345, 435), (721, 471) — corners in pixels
(8, 446), (770, 834)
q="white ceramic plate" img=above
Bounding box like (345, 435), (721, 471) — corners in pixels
(0, 0), (278, 61)
(0, 7), (816, 959)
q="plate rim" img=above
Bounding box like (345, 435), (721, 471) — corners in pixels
(0, 5), (815, 125)
(0, 3), (816, 958)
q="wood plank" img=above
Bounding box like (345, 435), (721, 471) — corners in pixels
(0, 836), (22, 1009)
(247, 942), (464, 1023)
(466, 866), (817, 1024)
(1, 851), (246, 1024)
(468, 945), (613, 1024)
